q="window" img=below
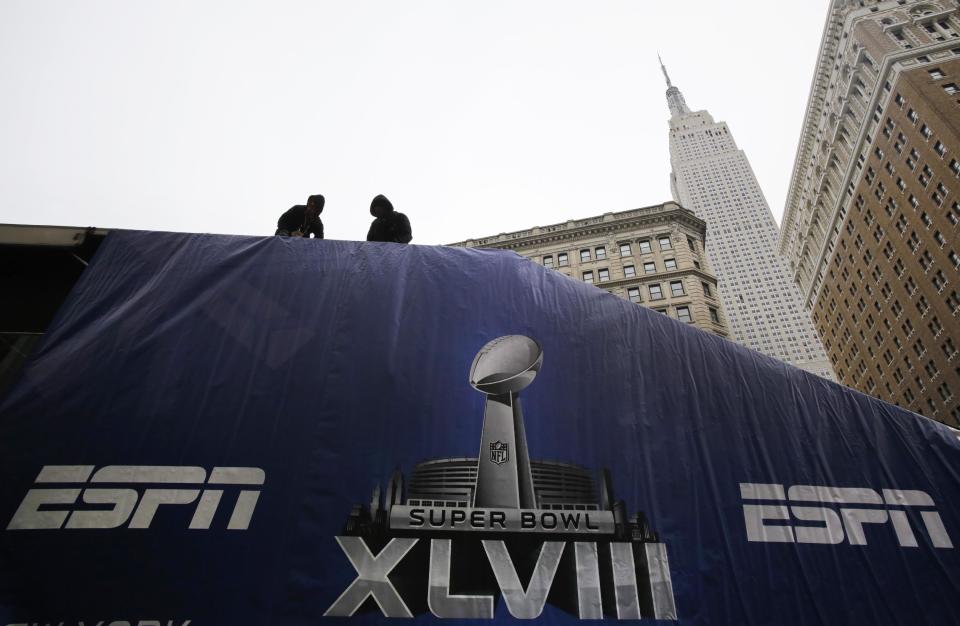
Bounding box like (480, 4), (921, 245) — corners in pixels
(619, 243), (632, 257)
(929, 68), (946, 80)
(709, 307), (720, 324)
(676, 306), (693, 323)
(643, 261), (656, 274)
(929, 316), (944, 336)
(664, 258), (677, 271)
(894, 368), (904, 384)
(558, 253), (568, 266)
(658, 236), (672, 251)
(896, 214), (908, 233)
(649, 284), (663, 300)
(935, 141), (946, 157)
(627, 287), (641, 303)
(914, 338), (927, 358)
(582, 271), (594, 284)
(702, 282), (712, 297)
(933, 269), (947, 291)
(542, 255), (553, 268)
(921, 124), (933, 140)
(949, 290), (960, 314)
(908, 109), (919, 124)
(895, 93), (905, 107)
(595, 246), (606, 260)
(944, 83), (960, 95)
(938, 382), (953, 403)
(951, 159), (960, 177)
(943, 337), (958, 359)
(638, 240), (652, 254)
(580, 249), (591, 263)
(623, 264), (636, 278)
(894, 258), (905, 277)
(670, 280), (685, 297)
(687, 237), (696, 251)
(598, 268), (609, 282)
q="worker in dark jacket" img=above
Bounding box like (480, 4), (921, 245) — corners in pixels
(276, 194), (325, 238)
(365, 194), (412, 244)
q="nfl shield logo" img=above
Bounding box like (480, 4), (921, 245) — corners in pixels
(489, 441), (509, 465)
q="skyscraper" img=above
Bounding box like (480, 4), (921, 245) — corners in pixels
(779, 0), (960, 425)
(663, 60), (835, 380)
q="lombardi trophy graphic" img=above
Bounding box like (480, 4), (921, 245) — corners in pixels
(335, 334), (677, 620)
(469, 335), (541, 509)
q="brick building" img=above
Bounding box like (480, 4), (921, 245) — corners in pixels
(780, 0), (960, 425)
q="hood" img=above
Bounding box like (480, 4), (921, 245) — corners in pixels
(370, 194), (394, 217)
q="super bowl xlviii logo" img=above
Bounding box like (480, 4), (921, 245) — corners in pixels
(325, 336), (677, 621)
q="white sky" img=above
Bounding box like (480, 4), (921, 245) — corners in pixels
(0, 1), (829, 245)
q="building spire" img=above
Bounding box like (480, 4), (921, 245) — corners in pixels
(658, 55), (689, 118)
(658, 53), (673, 87)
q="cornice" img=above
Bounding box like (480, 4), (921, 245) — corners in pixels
(456, 207), (707, 251)
(781, 1), (849, 253)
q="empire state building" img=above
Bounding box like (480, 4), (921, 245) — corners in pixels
(662, 59), (835, 380)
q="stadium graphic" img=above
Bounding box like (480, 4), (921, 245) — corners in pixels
(326, 336), (677, 621)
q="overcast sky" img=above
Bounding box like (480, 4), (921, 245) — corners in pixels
(0, 1), (829, 245)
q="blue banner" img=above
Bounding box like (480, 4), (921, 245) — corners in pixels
(1, 230), (958, 625)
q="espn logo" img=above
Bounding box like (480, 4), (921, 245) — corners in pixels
(740, 483), (953, 548)
(6, 465), (264, 530)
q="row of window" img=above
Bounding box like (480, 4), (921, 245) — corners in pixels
(578, 258), (686, 282)
(642, 302), (721, 326)
(615, 279), (715, 304)
(595, 277), (685, 300)
(540, 235), (700, 267)
(889, 19), (959, 49)
(926, 65), (960, 96)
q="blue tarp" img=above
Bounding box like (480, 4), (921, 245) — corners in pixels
(0, 230), (957, 625)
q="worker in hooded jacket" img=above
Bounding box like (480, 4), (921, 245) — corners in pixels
(365, 194), (412, 244)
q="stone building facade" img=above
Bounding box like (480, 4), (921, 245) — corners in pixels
(451, 202), (730, 337)
(780, 0), (960, 425)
